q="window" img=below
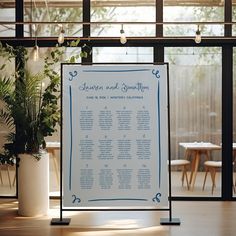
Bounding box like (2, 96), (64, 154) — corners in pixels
(91, 0), (156, 37)
(0, 0), (15, 36)
(93, 47), (153, 62)
(164, 0), (224, 36)
(0, 53), (16, 196)
(24, 0), (83, 37)
(232, 0), (236, 36)
(165, 47), (222, 197)
(26, 46), (81, 196)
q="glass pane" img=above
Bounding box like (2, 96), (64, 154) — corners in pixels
(232, 1), (236, 36)
(0, 0), (15, 36)
(27, 47), (81, 197)
(24, 0), (83, 37)
(93, 47), (153, 63)
(233, 0), (236, 21)
(165, 47), (222, 197)
(91, 0), (156, 36)
(0, 53), (16, 196)
(164, 1), (224, 36)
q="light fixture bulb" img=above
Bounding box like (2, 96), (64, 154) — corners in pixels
(195, 26), (201, 44)
(58, 28), (65, 44)
(33, 45), (39, 62)
(120, 28), (127, 45)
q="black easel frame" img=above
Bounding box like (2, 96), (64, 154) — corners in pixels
(51, 62), (180, 226)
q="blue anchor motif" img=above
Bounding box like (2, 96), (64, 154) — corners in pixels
(69, 71), (78, 81)
(72, 194), (81, 204)
(152, 69), (160, 79)
(152, 193), (161, 203)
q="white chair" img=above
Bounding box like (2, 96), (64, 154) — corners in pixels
(169, 159), (190, 190)
(203, 161), (236, 194)
(202, 161), (222, 194)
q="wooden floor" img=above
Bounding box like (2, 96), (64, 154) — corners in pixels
(1, 167), (236, 236)
(0, 199), (236, 236)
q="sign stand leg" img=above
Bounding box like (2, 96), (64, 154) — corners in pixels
(51, 203), (71, 225)
(51, 217), (71, 225)
(51, 139), (71, 226)
(160, 217), (181, 225)
(50, 187), (71, 225)
(50, 195), (71, 225)
(160, 196), (180, 225)
(160, 95), (181, 226)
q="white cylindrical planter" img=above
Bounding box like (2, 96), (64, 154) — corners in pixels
(18, 152), (49, 217)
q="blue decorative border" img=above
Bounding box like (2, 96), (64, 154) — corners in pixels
(152, 192), (162, 203)
(83, 69), (151, 73)
(72, 194), (81, 204)
(69, 71), (78, 81)
(157, 80), (161, 188)
(152, 69), (161, 188)
(69, 85), (73, 190)
(66, 66), (163, 201)
(88, 198), (148, 202)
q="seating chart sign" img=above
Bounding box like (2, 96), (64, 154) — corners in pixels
(62, 64), (169, 208)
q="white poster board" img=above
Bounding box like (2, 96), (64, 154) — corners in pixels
(62, 64), (169, 209)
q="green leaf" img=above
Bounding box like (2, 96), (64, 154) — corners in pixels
(69, 56), (76, 63)
(80, 51), (88, 58)
(70, 38), (80, 47)
(51, 51), (55, 59)
(0, 64), (6, 70)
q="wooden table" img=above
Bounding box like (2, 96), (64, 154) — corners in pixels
(179, 142), (221, 190)
(46, 142), (60, 187)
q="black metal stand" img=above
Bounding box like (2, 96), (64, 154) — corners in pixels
(51, 127), (71, 226)
(160, 66), (181, 226)
(50, 178), (71, 225)
(50, 63), (180, 227)
(51, 218), (71, 225)
(159, 168), (181, 226)
(160, 217), (181, 225)
(50, 171), (71, 225)
(159, 181), (181, 225)
(160, 196), (181, 225)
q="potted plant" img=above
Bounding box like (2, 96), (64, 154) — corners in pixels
(0, 43), (63, 216)
(0, 39), (87, 216)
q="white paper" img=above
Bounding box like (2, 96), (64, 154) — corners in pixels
(62, 65), (169, 209)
